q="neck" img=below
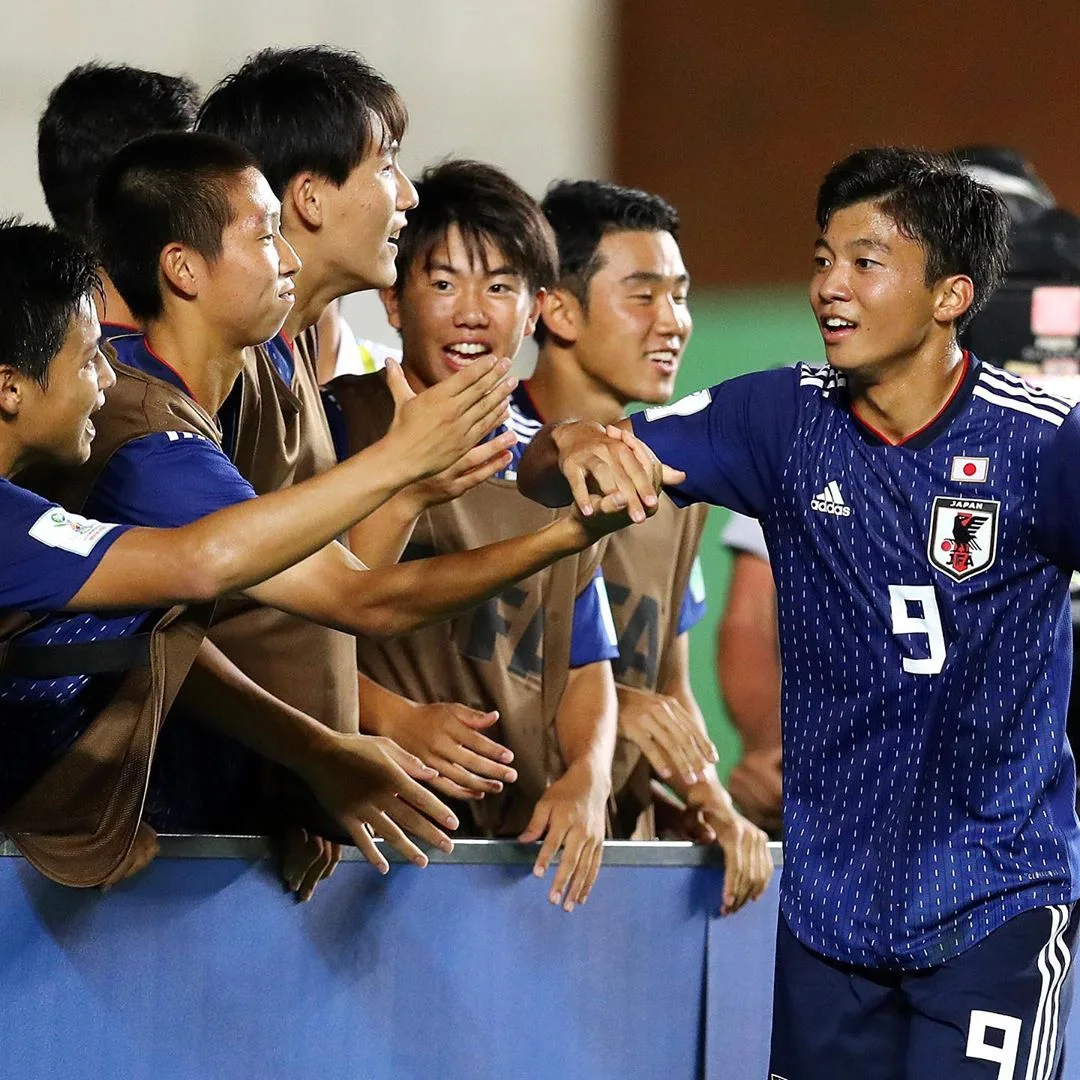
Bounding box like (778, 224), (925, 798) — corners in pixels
(143, 315), (247, 416)
(280, 227), (351, 342)
(528, 344), (627, 426)
(95, 270), (140, 331)
(846, 339), (966, 444)
(0, 432), (25, 479)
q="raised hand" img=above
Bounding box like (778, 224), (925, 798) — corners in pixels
(617, 684), (719, 786)
(384, 356), (516, 481)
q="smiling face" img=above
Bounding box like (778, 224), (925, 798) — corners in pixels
(17, 297), (116, 466)
(318, 113), (418, 293)
(198, 168), (301, 348)
(810, 200), (963, 377)
(383, 224), (541, 390)
(567, 229), (692, 406)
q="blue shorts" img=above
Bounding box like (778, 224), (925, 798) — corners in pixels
(769, 904), (1078, 1080)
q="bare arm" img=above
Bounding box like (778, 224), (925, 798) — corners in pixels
(66, 357), (513, 612)
(519, 659), (617, 912)
(716, 550), (783, 834)
(246, 510), (624, 640)
(177, 638), (459, 872)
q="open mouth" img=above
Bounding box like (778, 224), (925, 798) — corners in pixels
(646, 349), (679, 374)
(820, 315), (858, 343)
(443, 342), (493, 369)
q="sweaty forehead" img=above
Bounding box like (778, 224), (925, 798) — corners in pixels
(821, 200), (905, 247)
(595, 229), (686, 280)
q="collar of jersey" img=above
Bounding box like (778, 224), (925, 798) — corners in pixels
(110, 333), (200, 404)
(843, 351), (981, 450)
(513, 381), (544, 423)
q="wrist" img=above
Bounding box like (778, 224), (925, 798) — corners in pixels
(546, 515), (595, 556)
(564, 755), (613, 800)
(685, 770), (729, 810)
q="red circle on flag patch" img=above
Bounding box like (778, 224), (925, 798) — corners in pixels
(963, 462), (977, 476)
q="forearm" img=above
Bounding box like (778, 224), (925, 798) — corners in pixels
(251, 515), (596, 639)
(346, 490), (424, 568)
(555, 662), (618, 785)
(177, 639), (338, 782)
(717, 625), (781, 754)
(356, 671), (417, 735)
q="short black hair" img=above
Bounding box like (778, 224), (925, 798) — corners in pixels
(197, 46), (407, 198)
(93, 131), (259, 321)
(536, 180), (680, 344)
(393, 159), (557, 295)
(816, 147), (1010, 333)
(38, 62), (200, 241)
(0, 217), (101, 386)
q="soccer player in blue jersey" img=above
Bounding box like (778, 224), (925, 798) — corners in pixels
(519, 147), (1080, 1078)
(37, 62), (200, 333)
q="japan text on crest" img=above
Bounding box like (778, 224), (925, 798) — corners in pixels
(927, 496), (1000, 583)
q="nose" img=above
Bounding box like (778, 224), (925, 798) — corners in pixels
(277, 233), (302, 278)
(815, 261), (851, 303)
(397, 165), (419, 212)
(96, 349), (116, 393)
(453, 283), (489, 328)
(654, 293), (691, 339)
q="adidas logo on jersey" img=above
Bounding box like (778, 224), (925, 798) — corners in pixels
(810, 480), (852, 516)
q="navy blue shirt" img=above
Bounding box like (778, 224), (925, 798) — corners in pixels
(0, 481), (132, 809)
(632, 356), (1080, 968)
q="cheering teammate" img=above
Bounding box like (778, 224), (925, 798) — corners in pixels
(519, 147), (1080, 1078)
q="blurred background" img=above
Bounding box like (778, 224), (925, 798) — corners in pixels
(5, 0), (1080, 769)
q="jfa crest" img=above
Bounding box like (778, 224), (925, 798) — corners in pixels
(927, 496), (1000, 583)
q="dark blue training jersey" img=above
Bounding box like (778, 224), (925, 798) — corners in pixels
(631, 354), (1080, 968)
(0, 480), (132, 810)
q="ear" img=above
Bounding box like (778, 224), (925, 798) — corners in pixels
(159, 242), (201, 302)
(522, 288), (545, 338)
(539, 287), (583, 345)
(0, 365), (24, 420)
(934, 274), (975, 329)
(285, 172), (324, 231)
(380, 286), (403, 332)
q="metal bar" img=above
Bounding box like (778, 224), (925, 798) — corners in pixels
(0, 834), (783, 868)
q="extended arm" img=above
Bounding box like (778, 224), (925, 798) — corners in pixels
(519, 659), (617, 912)
(68, 358), (514, 612)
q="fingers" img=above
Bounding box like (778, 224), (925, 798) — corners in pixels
(437, 760), (504, 796)
(448, 432), (517, 479)
(296, 838), (339, 903)
(367, 809), (431, 868)
(429, 771), (486, 801)
(532, 817), (570, 886)
(455, 739), (517, 782)
(380, 739), (441, 784)
(383, 798), (455, 856)
(456, 708), (502, 732)
(568, 839), (603, 908)
(661, 463), (688, 486)
(461, 378), (517, 445)
(391, 770), (460, 833)
(518, 798), (552, 847)
(345, 820), (389, 874)
(548, 827), (586, 910)
(566, 463), (598, 517)
(383, 357), (415, 409)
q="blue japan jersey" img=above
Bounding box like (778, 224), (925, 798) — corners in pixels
(632, 355), (1080, 968)
(0, 337), (258, 812)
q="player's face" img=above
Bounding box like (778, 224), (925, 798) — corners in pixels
(573, 230), (691, 406)
(28, 297), (115, 465)
(320, 115), (418, 292)
(385, 225), (541, 390)
(811, 200), (942, 375)
(202, 168), (300, 347)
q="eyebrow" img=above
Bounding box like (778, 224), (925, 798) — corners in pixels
(427, 261), (521, 278)
(619, 271), (691, 287)
(815, 235), (891, 254)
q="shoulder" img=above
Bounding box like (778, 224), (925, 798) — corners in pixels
(972, 361), (1076, 433)
(323, 371), (395, 451)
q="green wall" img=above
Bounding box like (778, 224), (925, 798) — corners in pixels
(673, 288), (825, 775)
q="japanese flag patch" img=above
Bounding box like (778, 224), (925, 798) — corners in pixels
(950, 456), (989, 483)
(28, 507), (119, 557)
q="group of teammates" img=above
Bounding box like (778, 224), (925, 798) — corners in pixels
(4, 44), (1080, 1080)
(1, 47), (767, 914)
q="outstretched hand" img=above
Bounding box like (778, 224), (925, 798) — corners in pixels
(301, 732), (460, 873)
(385, 355), (516, 482)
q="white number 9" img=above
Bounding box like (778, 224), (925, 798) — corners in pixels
(888, 584), (946, 676)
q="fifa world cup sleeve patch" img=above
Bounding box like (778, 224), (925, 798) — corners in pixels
(28, 507), (120, 557)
